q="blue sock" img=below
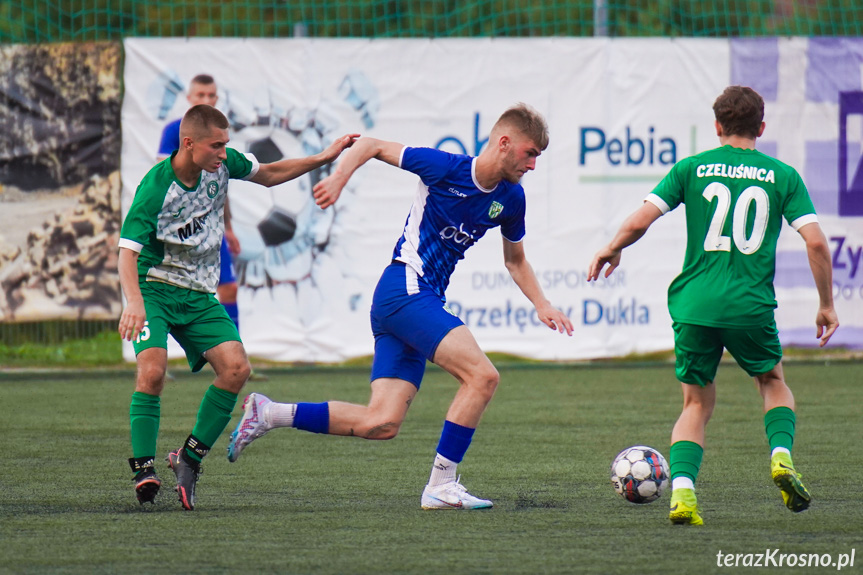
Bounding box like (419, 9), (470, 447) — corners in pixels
(293, 402), (330, 434)
(223, 301), (239, 329)
(435, 420), (475, 463)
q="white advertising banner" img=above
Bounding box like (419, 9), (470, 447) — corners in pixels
(121, 37), (862, 363)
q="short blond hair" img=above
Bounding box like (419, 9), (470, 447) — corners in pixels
(492, 103), (549, 151)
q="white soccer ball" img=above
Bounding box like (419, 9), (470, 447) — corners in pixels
(610, 445), (669, 504)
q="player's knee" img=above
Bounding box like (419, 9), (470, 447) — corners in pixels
(690, 403), (714, 424)
(755, 372), (786, 389)
(237, 360), (253, 384)
(136, 364), (167, 395)
(469, 365), (500, 403)
(683, 396), (711, 410)
(223, 358), (252, 389)
(682, 394), (714, 416)
(360, 418), (402, 440)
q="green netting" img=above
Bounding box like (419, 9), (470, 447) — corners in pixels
(2, 0), (862, 43)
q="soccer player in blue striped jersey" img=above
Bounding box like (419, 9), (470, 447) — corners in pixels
(227, 103), (574, 509)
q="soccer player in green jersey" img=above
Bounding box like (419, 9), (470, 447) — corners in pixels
(588, 86), (839, 525)
(119, 104), (357, 509)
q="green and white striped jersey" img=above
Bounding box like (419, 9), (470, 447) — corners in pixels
(119, 148), (258, 293)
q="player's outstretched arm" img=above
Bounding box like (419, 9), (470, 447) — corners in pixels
(118, 247), (146, 342)
(312, 137), (404, 209)
(503, 239), (573, 336)
(588, 202), (662, 281)
(798, 222), (839, 346)
(250, 133), (360, 188)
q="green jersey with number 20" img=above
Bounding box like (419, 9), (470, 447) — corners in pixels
(646, 144), (817, 328)
(119, 147), (259, 293)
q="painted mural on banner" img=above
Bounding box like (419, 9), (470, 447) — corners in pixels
(121, 38), (861, 363)
(0, 43), (123, 321)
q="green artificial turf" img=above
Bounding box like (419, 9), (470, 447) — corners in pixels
(1, 362), (860, 574)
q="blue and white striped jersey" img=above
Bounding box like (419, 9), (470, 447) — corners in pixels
(392, 146), (526, 299)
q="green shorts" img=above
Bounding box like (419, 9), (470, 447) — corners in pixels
(672, 321), (783, 387)
(133, 281), (241, 372)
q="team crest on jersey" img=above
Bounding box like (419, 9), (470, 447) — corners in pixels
(206, 181), (219, 199)
(488, 201), (504, 219)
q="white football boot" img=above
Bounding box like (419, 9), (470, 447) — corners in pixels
(227, 393), (273, 462)
(421, 476), (493, 510)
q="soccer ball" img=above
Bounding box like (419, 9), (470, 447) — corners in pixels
(610, 445), (669, 504)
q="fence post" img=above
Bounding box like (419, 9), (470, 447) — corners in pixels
(594, 0), (608, 36)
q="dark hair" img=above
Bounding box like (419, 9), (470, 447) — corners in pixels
(190, 74), (215, 87)
(713, 86), (764, 139)
(181, 104), (229, 136)
(494, 103), (549, 151)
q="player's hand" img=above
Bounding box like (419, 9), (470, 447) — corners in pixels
(588, 246), (622, 281)
(118, 299), (147, 342)
(321, 133), (360, 163)
(537, 301), (574, 336)
(225, 228), (241, 256)
(815, 306), (839, 347)
(313, 172), (349, 209)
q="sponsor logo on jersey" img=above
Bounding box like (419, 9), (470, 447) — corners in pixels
(448, 187), (467, 197)
(488, 201), (503, 219)
(177, 215), (208, 241)
(206, 181), (219, 199)
(439, 223), (477, 246)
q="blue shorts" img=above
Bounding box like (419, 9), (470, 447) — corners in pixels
(369, 262), (463, 388)
(219, 237), (236, 286)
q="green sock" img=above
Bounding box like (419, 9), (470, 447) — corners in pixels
(670, 440), (704, 483)
(764, 406), (796, 453)
(130, 391), (160, 459)
(186, 385), (238, 462)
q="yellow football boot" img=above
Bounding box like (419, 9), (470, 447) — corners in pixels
(771, 452), (811, 512)
(669, 488), (704, 526)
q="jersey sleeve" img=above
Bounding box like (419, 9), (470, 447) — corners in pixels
(399, 147), (458, 187)
(646, 159), (687, 214)
(500, 188), (527, 242)
(157, 120), (180, 156)
(225, 147), (259, 180)
(781, 167), (818, 230)
(119, 173), (169, 252)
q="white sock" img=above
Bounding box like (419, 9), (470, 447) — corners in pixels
(672, 477), (695, 491)
(267, 402), (297, 428)
(427, 453), (457, 488)
(771, 447), (790, 457)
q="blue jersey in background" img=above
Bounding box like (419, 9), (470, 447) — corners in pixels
(158, 119), (182, 157)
